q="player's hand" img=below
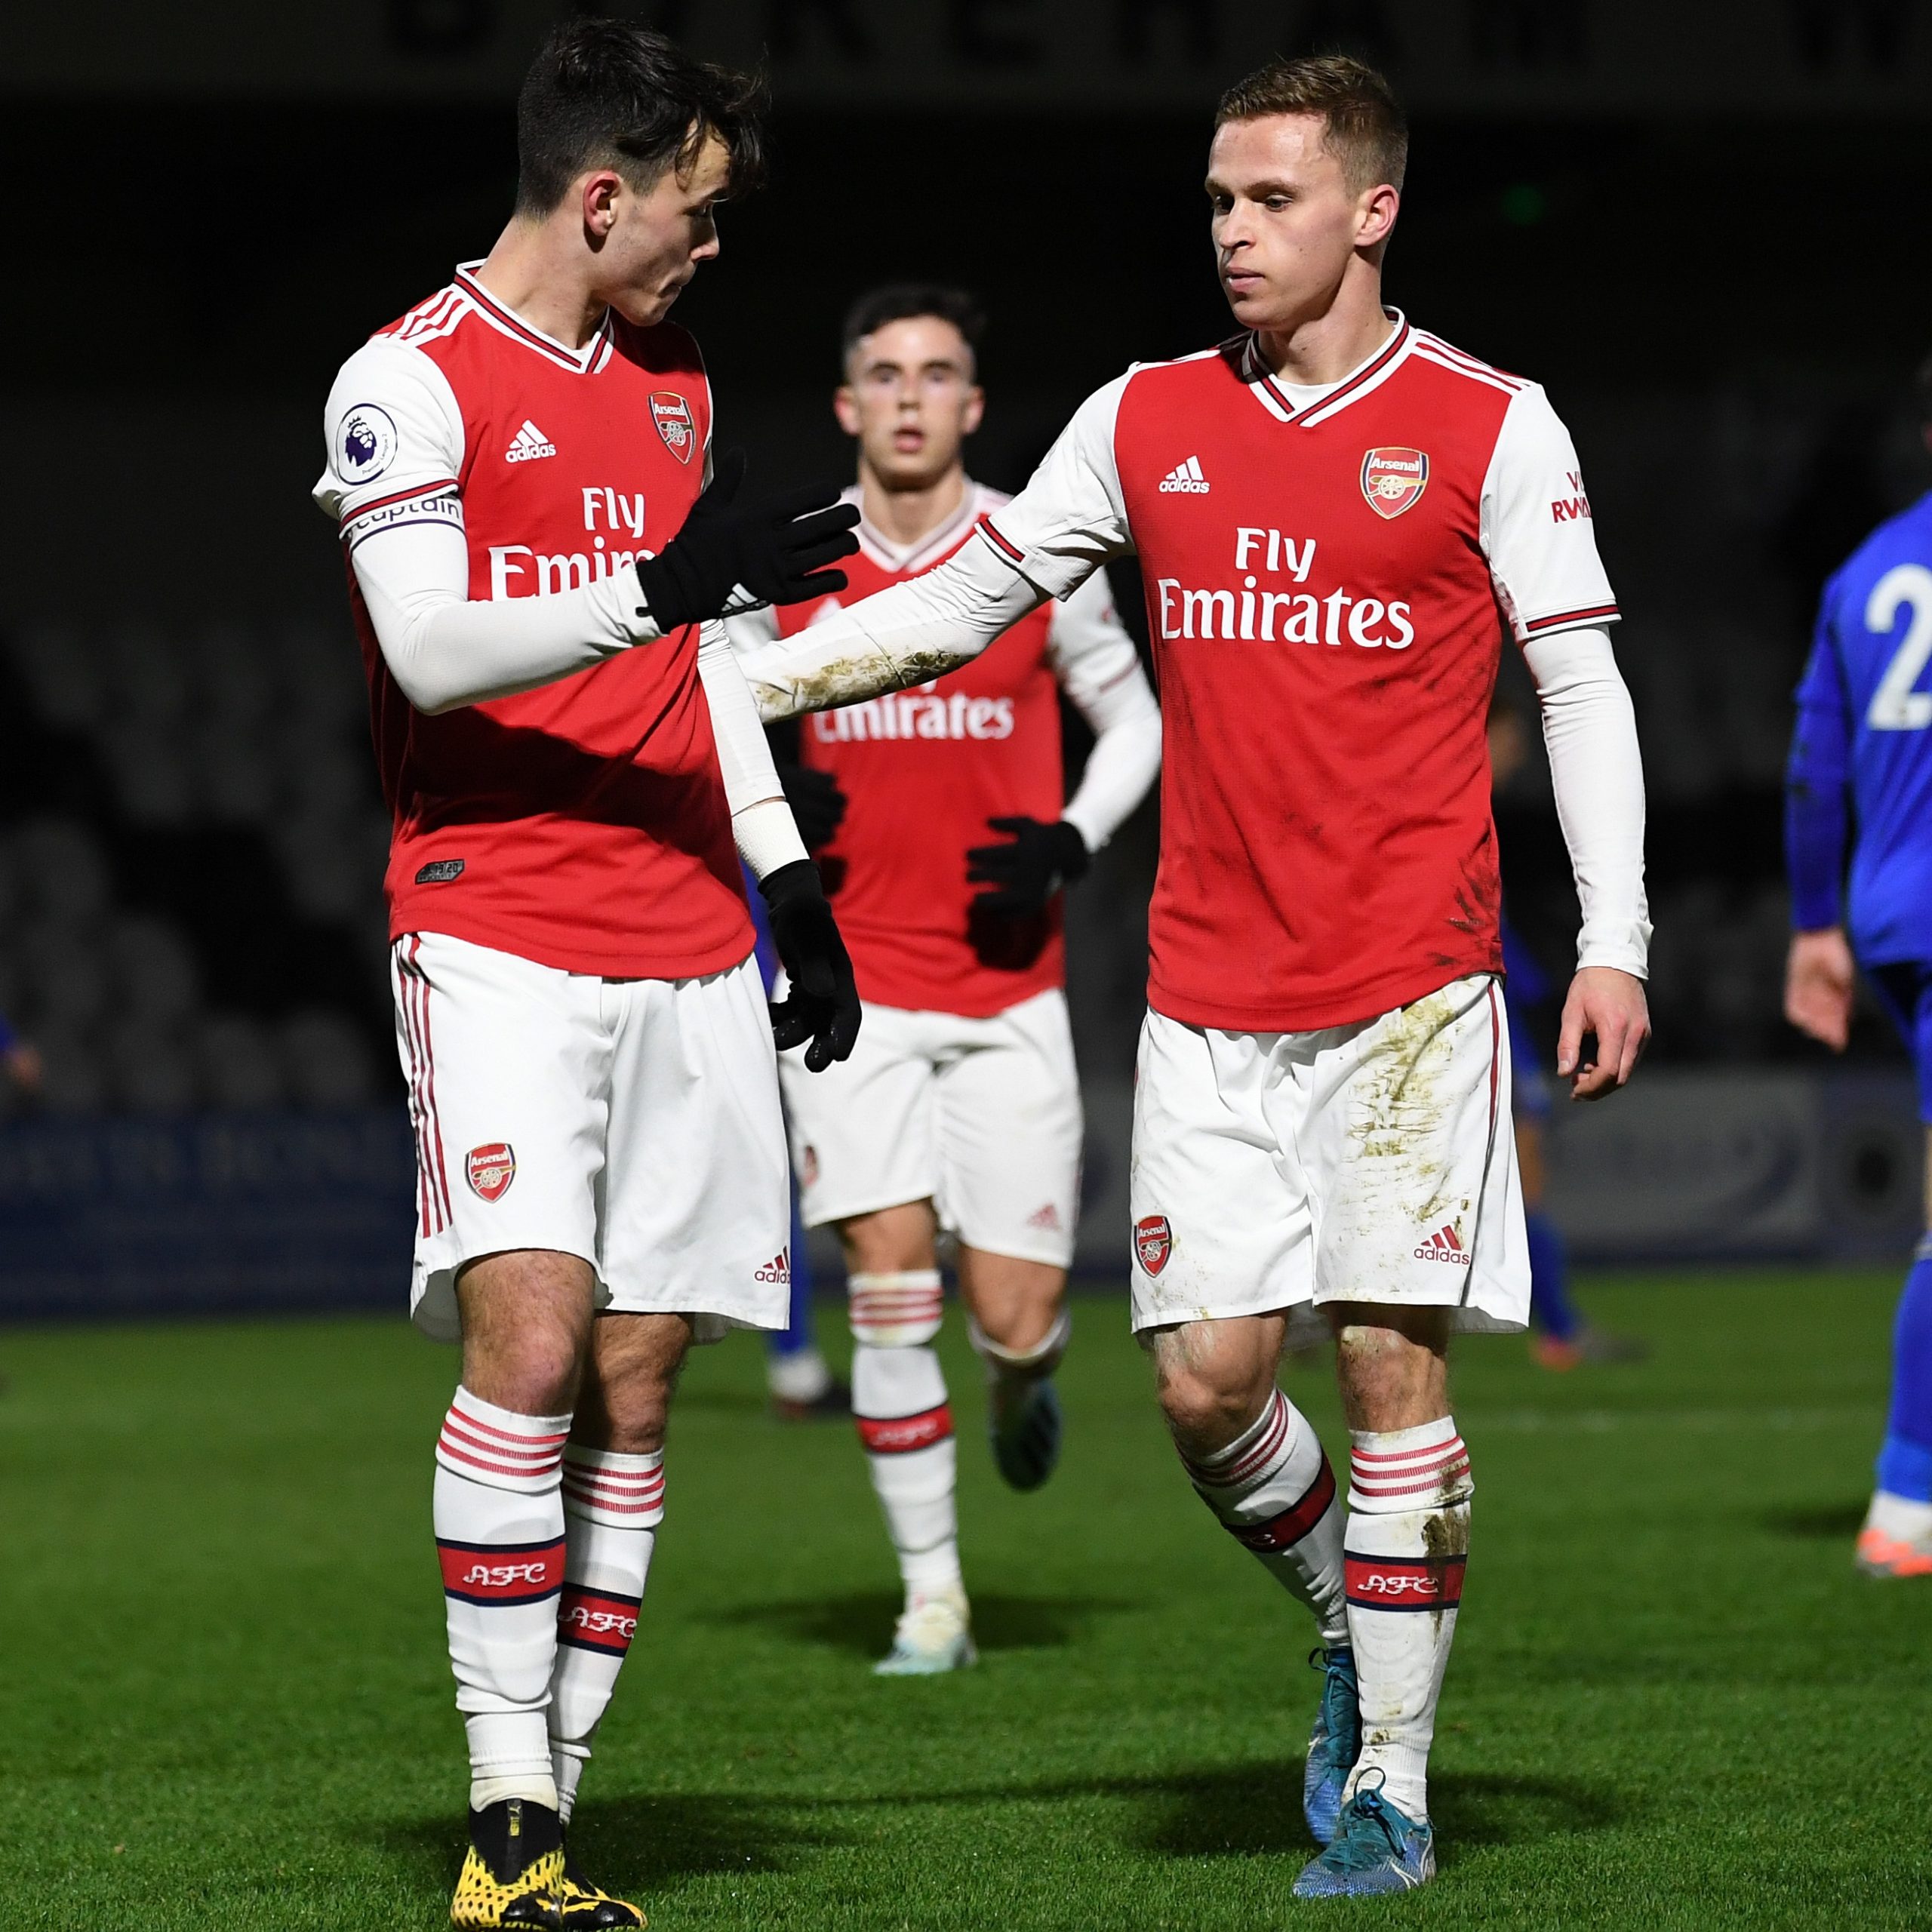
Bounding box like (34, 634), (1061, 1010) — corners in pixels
(759, 860), (862, 1072)
(1557, 966), (1649, 1102)
(777, 763), (847, 853)
(3, 1042), (42, 1093)
(1783, 927), (1855, 1052)
(965, 817), (1090, 915)
(633, 448), (860, 632)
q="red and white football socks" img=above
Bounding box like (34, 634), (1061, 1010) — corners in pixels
(432, 1386), (571, 1812)
(547, 1446), (664, 1824)
(1181, 1387), (1346, 1647)
(849, 1271), (961, 1601)
(1343, 1417), (1473, 1822)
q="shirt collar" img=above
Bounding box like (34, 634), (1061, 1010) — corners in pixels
(454, 261), (614, 375)
(1241, 308), (1411, 427)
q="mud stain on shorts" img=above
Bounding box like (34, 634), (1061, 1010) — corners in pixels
(1339, 988), (1473, 1274)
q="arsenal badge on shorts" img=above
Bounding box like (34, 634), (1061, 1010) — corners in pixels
(466, 1143), (516, 1202)
(1360, 446), (1429, 519)
(1135, 1214), (1173, 1276)
(650, 391), (696, 463)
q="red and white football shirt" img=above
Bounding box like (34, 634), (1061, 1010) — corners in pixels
(313, 263), (752, 980)
(737, 483), (1140, 1017)
(977, 313), (1620, 1032)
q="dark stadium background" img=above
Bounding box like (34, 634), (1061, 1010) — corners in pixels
(2, 0), (1930, 1306)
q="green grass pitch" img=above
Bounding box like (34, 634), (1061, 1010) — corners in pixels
(7, 1268), (1930, 1929)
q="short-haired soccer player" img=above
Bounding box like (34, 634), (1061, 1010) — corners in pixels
(1785, 349), (1932, 1581)
(728, 286), (1161, 1672)
(738, 57), (1651, 1897)
(313, 23), (860, 1927)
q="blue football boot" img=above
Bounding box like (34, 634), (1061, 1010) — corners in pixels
(1292, 1779), (1435, 1897)
(1302, 1646), (1360, 1845)
(988, 1376), (1062, 1492)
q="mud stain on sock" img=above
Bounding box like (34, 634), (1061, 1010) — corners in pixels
(1421, 1507), (1469, 1633)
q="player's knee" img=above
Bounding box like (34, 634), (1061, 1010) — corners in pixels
(970, 1303), (1069, 1378)
(573, 1380), (672, 1456)
(1332, 1315), (1449, 1432)
(457, 1324), (583, 1416)
(1153, 1358), (1260, 1452)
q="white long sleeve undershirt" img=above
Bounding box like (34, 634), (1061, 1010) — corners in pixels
(1062, 681), (1161, 855)
(350, 512), (804, 878)
(732, 535), (1159, 857)
(349, 509), (661, 715)
(1047, 573), (1162, 855)
(1519, 623), (1651, 978)
(735, 531), (1033, 725)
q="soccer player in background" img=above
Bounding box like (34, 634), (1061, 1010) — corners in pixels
(728, 287), (1161, 1672)
(738, 56), (1650, 1896)
(1784, 351), (1932, 1580)
(313, 24), (860, 1926)
(0, 1008), (42, 1098)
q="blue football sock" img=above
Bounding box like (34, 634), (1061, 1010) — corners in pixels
(1525, 1210), (1580, 1343)
(1876, 1247), (1932, 1502)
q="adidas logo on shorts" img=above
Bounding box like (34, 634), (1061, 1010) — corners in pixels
(505, 418), (557, 463)
(1414, 1223), (1472, 1266)
(1158, 455), (1210, 494)
(753, 1249), (791, 1285)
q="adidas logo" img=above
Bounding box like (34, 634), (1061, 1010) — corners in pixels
(505, 419), (556, 463)
(1414, 1223), (1472, 1266)
(753, 1250), (791, 1284)
(1026, 1203), (1061, 1230)
(1158, 455), (1210, 494)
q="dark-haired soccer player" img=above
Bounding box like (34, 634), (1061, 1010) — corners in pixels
(1785, 349), (1932, 1581)
(314, 23), (859, 1927)
(730, 286), (1160, 1672)
(740, 57), (1649, 1897)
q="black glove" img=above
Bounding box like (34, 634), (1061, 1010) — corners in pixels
(759, 860), (862, 1071)
(634, 448), (860, 633)
(965, 817), (1091, 915)
(777, 762), (848, 852)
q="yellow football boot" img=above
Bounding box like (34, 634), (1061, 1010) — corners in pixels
(451, 1798), (565, 1929)
(557, 1850), (647, 1927)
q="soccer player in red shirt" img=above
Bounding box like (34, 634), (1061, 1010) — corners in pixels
(729, 287), (1161, 1673)
(740, 56), (1651, 1897)
(313, 24), (860, 1927)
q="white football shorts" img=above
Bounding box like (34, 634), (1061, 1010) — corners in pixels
(1128, 974), (1528, 1340)
(391, 931), (791, 1343)
(777, 987), (1082, 1269)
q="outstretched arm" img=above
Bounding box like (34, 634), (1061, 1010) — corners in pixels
(737, 530), (1046, 721)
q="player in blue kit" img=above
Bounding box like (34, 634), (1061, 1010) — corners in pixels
(1785, 354), (1932, 1577)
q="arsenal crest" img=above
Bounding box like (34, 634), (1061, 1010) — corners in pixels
(650, 390), (696, 463)
(1360, 447), (1429, 519)
(466, 1143), (516, 1202)
(1135, 1214), (1173, 1277)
